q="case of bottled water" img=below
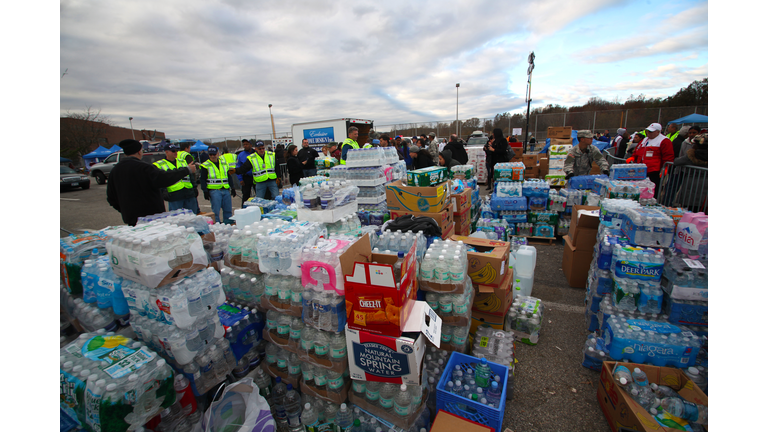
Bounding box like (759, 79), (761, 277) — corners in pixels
(418, 239), (468, 290)
(581, 333), (612, 371)
(476, 218), (510, 241)
(495, 181), (522, 197)
(585, 192), (602, 206)
(609, 163), (647, 180)
(345, 147), (398, 167)
(547, 192), (567, 212)
(661, 254), (708, 302)
(603, 317), (702, 367)
(243, 196), (279, 213)
(426, 276), (474, 329)
(497, 210), (528, 224)
(489, 194), (527, 211)
(621, 208), (675, 248)
(521, 179), (549, 198)
(605, 180), (641, 200)
(376, 230), (429, 261)
(558, 188), (587, 206)
(257, 221), (326, 276)
(450, 164), (476, 180)
(631, 177), (656, 200)
(104, 222), (209, 289)
(514, 222), (533, 237)
(599, 198), (641, 228)
(505, 296), (543, 345)
(61, 332), (177, 432)
(556, 217), (570, 236)
(298, 181), (359, 212)
(344, 166), (388, 186)
(663, 295), (707, 328)
(568, 174), (607, 190)
(527, 196), (547, 211)
(492, 162), (525, 181)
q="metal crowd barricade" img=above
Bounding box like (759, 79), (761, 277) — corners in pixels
(658, 161), (708, 214)
(603, 147), (627, 166)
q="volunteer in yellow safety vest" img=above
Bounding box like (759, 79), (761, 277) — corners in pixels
(153, 143), (198, 212)
(201, 146), (236, 223)
(665, 123), (679, 142)
(229, 140), (279, 200)
(177, 141), (201, 213)
(339, 126), (360, 165)
(220, 150), (238, 196)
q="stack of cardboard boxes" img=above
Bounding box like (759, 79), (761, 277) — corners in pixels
(386, 179), (455, 239)
(446, 236), (515, 339)
(562, 205), (600, 287)
(466, 147), (488, 184)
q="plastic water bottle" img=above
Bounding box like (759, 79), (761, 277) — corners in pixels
(420, 254), (436, 281)
(379, 383), (397, 413)
(271, 376), (288, 425)
(394, 384), (412, 417)
(283, 383), (302, 429)
(660, 398), (708, 425)
(336, 403), (353, 432)
(300, 402), (319, 430)
(488, 381), (502, 407)
(475, 357), (492, 388)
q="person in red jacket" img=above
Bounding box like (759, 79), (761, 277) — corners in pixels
(636, 123), (675, 198)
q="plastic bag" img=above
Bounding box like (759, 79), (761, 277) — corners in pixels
(193, 378), (275, 432)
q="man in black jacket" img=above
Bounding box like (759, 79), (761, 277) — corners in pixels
(107, 139), (197, 226)
(298, 138), (319, 177)
(443, 134), (468, 164)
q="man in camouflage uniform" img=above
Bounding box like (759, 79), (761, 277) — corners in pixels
(564, 130), (610, 179)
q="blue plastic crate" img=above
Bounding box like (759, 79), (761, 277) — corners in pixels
(437, 352), (509, 432)
(489, 195), (527, 211)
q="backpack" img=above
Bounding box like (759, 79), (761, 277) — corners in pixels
(384, 215), (442, 237)
(505, 144), (515, 161)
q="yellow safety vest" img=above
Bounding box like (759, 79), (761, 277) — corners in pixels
(201, 158), (230, 189)
(247, 152), (277, 182)
(177, 150), (193, 165)
(340, 138), (359, 165)
(362, 144), (373, 149)
(666, 131), (679, 142)
(221, 153), (237, 170)
(153, 158), (192, 192)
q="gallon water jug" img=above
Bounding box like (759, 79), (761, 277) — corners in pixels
(513, 246), (536, 297)
(231, 207), (262, 230)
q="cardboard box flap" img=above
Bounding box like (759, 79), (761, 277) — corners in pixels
(478, 284), (495, 293)
(573, 205), (601, 229)
(403, 301), (442, 348)
(431, 410), (494, 432)
(340, 233), (373, 279)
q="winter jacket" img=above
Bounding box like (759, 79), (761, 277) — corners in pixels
(443, 140), (468, 164)
(563, 145), (609, 177)
(671, 148), (708, 210)
(413, 150), (435, 169)
(428, 139), (440, 165)
(634, 135), (674, 173)
(439, 149), (461, 169)
(287, 156), (304, 186)
(491, 140), (510, 165)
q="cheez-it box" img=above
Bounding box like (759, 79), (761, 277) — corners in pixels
(343, 234), (419, 337)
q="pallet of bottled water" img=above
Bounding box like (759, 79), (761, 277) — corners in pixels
(661, 254), (708, 301)
(220, 267), (265, 308)
(349, 380), (431, 430)
(568, 174), (607, 190)
(437, 352), (508, 432)
(505, 295), (543, 345)
(603, 317), (702, 367)
(345, 147), (399, 167)
(558, 188), (587, 206)
(609, 163), (647, 180)
(61, 332), (177, 432)
(257, 221), (326, 276)
(492, 162), (525, 181)
(621, 208), (675, 247)
(104, 223), (208, 288)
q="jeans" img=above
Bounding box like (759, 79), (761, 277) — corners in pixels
(303, 168), (317, 177)
(168, 197), (199, 213)
(240, 176), (254, 208)
(254, 179), (279, 200)
(209, 189), (233, 223)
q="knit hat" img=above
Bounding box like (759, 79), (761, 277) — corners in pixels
(119, 139), (143, 155)
(617, 128), (627, 135)
(409, 145), (419, 154)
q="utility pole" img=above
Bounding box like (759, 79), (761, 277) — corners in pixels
(524, 52), (535, 151)
(456, 83), (460, 136)
(129, 117), (135, 140)
(269, 104), (276, 142)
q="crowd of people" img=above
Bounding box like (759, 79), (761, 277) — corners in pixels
(103, 121), (707, 227)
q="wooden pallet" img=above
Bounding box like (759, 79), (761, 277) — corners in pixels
(524, 235), (558, 245)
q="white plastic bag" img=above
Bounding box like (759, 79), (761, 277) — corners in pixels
(193, 377), (275, 432)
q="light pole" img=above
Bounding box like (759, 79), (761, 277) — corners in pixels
(129, 117), (135, 140)
(268, 104), (276, 142)
(524, 52), (535, 150)
(456, 83), (460, 136)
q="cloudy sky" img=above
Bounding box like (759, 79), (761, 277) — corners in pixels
(60, 0), (708, 140)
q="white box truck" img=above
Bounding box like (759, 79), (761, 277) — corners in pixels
(291, 118), (374, 150)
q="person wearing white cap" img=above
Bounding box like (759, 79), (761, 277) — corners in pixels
(613, 128), (630, 158)
(634, 123), (675, 198)
(563, 130), (610, 178)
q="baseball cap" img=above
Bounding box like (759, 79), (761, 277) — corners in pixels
(645, 123), (662, 132)
(163, 143), (179, 151)
(207, 146), (219, 155)
(576, 130), (592, 139)
(428, 132), (436, 137)
(254, 140), (265, 147)
(372, 139), (380, 144)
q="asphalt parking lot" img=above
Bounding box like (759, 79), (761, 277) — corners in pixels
(59, 180), (611, 432)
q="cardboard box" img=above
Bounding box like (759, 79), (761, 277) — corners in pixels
(345, 302), (441, 385)
(469, 304), (510, 341)
(386, 179), (451, 213)
(547, 126), (572, 139)
(454, 208), (471, 236)
(441, 223), (455, 240)
(549, 138), (574, 146)
(430, 410), (494, 432)
(548, 144), (572, 156)
(522, 154), (538, 167)
(343, 234), (419, 337)
(451, 188), (472, 214)
(450, 236), (511, 287)
(389, 208), (453, 233)
(407, 166), (449, 187)
(562, 235), (592, 288)
(510, 147), (524, 159)
(569, 205), (601, 251)
(538, 157), (549, 172)
(472, 270), (514, 316)
(590, 161), (602, 175)
(524, 166), (539, 179)
(597, 361), (708, 432)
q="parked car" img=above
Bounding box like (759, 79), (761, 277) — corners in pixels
(61, 165), (90, 191)
(89, 151), (165, 184)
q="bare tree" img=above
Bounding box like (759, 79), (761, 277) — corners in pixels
(60, 106), (115, 160)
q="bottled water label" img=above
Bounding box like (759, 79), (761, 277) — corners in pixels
(302, 369), (314, 381)
(277, 323), (290, 336)
(266, 353), (277, 364)
(301, 338), (313, 350)
(365, 387), (380, 400)
(314, 374), (327, 386)
(352, 381), (366, 393)
(441, 332), (452, 343)
(277, 358), (288, 369)
(288, 363), (301, 375)
(315, 344), (329, 356)
(290, 328), (302, 340)
(379, 395), (394, 408)
(394, 403), (410, 416)
(453, 333), (468, 345)
(331, 346), (347, 359)
(454, 302), (468, 314)
(328, 375), (345, 390)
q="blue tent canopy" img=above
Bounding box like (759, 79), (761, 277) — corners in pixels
(60, 156), (72, 163)
(83, 146), (113, 159)
(190, 140), (209, 152)
(668, 113), (708, 124)
(108, 144), (122, 153)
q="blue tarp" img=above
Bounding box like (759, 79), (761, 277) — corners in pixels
(60, 156), (71, 163)
(539, 130), (610, 153)
(190, 140), (209, 152)
(82, 146), (113, 159)
(668, 113), (708, 124)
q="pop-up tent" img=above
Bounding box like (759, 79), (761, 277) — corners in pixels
(60, 156), (71, 164)
(190, 140), (209, 152)
(108, 144), (122, 153)
(668, 113), (708, 124)
(82, 146), (115, 165)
